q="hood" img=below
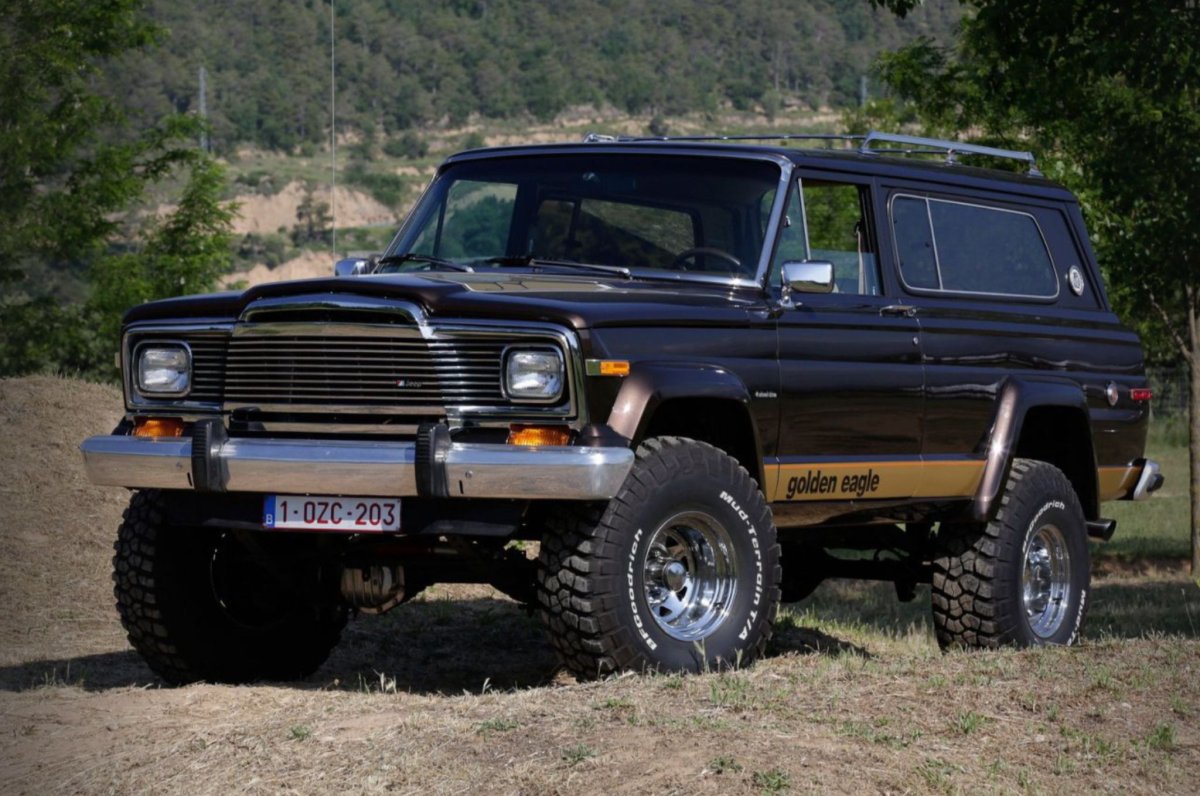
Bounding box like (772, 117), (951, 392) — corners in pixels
(123, 271), (771, 330)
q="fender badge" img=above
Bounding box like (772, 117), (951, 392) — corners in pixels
(1067, 266), (1086, 296)
(1105, 382), (1120, 407)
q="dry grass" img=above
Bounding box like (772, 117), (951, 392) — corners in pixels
(1, 376), (1197, 794)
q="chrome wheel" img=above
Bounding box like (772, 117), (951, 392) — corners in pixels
(1022, 522), (1071, 638)
(642, 511), (737, 641)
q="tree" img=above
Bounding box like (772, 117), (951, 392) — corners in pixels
(0, 0), (189, 285)
(0, 1), (231, 381)
(292, 184), (333, 246)
(871, 0), (1200, 575)
(90, 157), (238, 358)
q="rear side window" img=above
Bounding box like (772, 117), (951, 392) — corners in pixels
(891, 195), (1058, 298)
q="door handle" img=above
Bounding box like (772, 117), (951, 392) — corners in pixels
(880, 304), (917, 318)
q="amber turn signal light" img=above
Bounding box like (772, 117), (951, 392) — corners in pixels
(507, 424), (571, 447)
(585, 359), (630, 376)
(133, 418), (185, 438)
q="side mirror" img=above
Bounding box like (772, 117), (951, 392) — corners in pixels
(334, 257), (371, 277)
(781, 260), (834, 295)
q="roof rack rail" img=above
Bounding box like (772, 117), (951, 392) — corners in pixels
(580, 129), (1042, 176)
(581, 132), (861, 146)
(859, 131), (1042, 176)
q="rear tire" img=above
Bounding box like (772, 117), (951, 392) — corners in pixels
(931, 459), (1090, 649)
(536, 437), (781, 679)
(113, 490), (347, 684)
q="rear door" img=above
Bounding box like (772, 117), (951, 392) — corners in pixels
(770, 172), (924, 505)
(882, 184), (1099, 500)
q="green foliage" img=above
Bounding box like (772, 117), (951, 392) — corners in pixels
(236, 232), (295, 269)
(343, 167), (410, 210)
(382, 131), (428, 160)
(0, 2), (230, 381)
(0, 1), (191, 286)
(291, 184), (332, 246)
(90, 157), (237, 357)
(0, 300), (109, 379)
(874, 0), (1200, 568)
(93, 0), (962, 153)
(875, 2), (1199, 367)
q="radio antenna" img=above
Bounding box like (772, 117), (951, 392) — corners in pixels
(329, 0), (337, 256)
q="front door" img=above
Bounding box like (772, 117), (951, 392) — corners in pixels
(770, 172), (924, 508)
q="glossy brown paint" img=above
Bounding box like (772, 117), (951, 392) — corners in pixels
(120, 143), (1151, 530)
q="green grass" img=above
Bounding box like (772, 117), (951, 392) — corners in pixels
(476, 717), (519, 734)
(561, 743), (596, 766)
(1099, 426), (1190, 561)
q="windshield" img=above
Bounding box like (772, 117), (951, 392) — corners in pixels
(382, 154), (783, 281)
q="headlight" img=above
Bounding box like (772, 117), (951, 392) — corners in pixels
(136, 344), (191, 395)
(504, 348), (564, 402)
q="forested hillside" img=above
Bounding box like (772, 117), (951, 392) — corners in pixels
(99, 0), (960, 152)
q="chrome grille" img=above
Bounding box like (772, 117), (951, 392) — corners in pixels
(187, 336), (228, 402)
(222, 333), (507, 408)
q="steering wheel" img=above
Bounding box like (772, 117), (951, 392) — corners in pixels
(668, 247), (742, 272)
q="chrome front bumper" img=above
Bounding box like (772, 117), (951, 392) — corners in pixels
(80, 434), (635, 500)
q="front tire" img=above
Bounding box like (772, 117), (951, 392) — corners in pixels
(536, 437), (781, 679)
(931, 458), (1090, 649)
(113, 490), (347, 684)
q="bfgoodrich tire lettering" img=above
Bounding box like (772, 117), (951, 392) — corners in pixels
(931, 458), (1090, 649)
(113, 490), (347, 685)
(536, 437), (782, 678)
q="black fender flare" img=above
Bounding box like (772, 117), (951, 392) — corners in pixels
(973, 377), (1097, 522)
(605, 362), (765, 485)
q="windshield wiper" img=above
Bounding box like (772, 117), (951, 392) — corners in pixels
(376, 253), (474, 272)
(482, 255), (632, 280)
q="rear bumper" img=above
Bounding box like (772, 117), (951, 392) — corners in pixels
(1131, 458), (1164, 501)
(80, 434), (635, 500)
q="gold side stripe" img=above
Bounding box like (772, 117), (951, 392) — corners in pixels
(764, 459), (986, 503)
(1097, 466), (1138, 502)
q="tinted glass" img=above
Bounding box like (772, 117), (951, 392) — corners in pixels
(803, 182), (880, 296)
(387, 155), (781, 279)
(891, 196), (939, 289)
(531, 198), (696, 270)
(929, 200), (1056, 296)
(411, 180), (516, 260)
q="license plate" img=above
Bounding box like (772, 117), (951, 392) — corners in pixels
(264, 495), (400, 532)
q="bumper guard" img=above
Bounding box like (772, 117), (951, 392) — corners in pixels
(80, 432), (635, 500)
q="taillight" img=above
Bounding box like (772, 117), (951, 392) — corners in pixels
(1131, 388), (1153, 403)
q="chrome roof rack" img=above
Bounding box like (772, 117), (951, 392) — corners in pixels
(581, 129), (1042, 176)
(581, 132), (861, 146)
(859, 131), (1041, 176)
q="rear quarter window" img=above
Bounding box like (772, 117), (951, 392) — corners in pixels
(890, 194), (1058, 299)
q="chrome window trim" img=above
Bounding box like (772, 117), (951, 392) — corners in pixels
(755, 159), (796, 288)
(888, 191), (1061, 302)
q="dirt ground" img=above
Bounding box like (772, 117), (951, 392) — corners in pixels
(229, 182), (396, 237)
(219, 249), (341, 289)
(0, 376), (1196, 794)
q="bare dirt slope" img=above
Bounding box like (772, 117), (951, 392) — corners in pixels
(0, 376), (1197, 794)
(230, 182), (395, 236)
(219, 249), (338, 289)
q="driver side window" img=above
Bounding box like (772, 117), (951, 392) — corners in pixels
(770, 179), (881, 296)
